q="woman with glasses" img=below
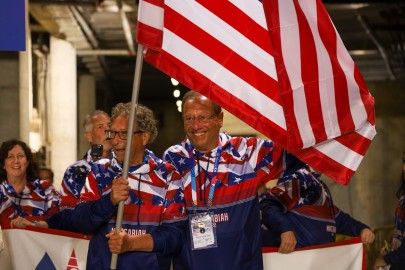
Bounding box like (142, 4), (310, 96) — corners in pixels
(0, 139), (59, 228)
(15, 103), (187, 270)
(374, 151), (405, 270)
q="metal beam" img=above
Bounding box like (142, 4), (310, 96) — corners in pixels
(69, 6), (110, 78)
(116, 0), (136, 55)
(77, 49), (133, 56)
(29, 0), (98, 5)
(357, 13), (396, 80)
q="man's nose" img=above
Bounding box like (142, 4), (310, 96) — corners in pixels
(110, 136), (119, 144)
(190, 118), (204, 128)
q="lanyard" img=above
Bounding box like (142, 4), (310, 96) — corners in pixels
(187, 145), (222, 209)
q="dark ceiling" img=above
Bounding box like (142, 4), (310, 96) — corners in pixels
(28, 0), (405, 108)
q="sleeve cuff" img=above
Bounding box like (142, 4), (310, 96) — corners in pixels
(150, 230), (165, 253)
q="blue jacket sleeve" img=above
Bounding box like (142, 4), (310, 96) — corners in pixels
(260, 194), (295, 234)
(47, 193), (117, 234)
(384, 244), (405, 265)
(335, 210), (369, 236)
(151, 219), (187, 255)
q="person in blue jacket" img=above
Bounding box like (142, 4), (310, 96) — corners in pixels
(16, 103), (187, 270)
(163, 90), (304, 270)
(259, 164), (375, 253)
(374, 151), (405, 270)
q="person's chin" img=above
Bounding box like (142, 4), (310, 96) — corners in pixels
(189, 136), (203, 145)
(190, 140), (207, 152)
(113, 150), (125, 160)
(103, 146), (112, 152)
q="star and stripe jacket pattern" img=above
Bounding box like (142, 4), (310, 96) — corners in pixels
(163, 133), (303, 270)
(260, 165), (369, 248)
(47, 149), (187, 270)
(0, 179), (60, 228)
(59, 150), (93, 208)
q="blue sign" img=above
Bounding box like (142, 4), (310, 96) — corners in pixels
(0, 0), (26, 51)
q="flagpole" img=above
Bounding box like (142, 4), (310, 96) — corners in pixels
(110, 43), (144, 270)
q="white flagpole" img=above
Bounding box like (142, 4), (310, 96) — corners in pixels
(110, 44), (144, 270)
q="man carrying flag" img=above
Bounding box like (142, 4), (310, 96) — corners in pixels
(136, 0), (376, 185)
(163, 90), (306, 269)
(13, 103), (188, 270)
(137, 0), (376, 269)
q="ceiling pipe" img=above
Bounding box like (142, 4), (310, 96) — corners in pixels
(70, 6), (99, 48)
(117, 0), (136, 55)
(77, 49), (133, 56)
(30, 0), (97, 5)
(357, 13), (396, 80)
(69, 6), (109, 77)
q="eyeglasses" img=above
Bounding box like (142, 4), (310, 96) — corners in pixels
(105, 130), (143, 140)
(183, 114), (216, 124)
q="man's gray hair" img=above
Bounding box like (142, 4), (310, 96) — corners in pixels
(111, 102), (158, 145)
(83, 110), (109, 132)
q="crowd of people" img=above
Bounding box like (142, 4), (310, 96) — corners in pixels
(0, 91), (403, 269)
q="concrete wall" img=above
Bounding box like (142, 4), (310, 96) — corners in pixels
(47, 37), (77, 189)
(78, 75), (96, 158)
(0, 52), (20, 141)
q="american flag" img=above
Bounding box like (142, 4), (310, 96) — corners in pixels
(136, 0), (376, 185)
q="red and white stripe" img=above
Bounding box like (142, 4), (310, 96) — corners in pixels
(263, 0), (375, 149)
(137, 0), (289, 145)
(263, 0), (376, 184)
(136, 0), (376, 185)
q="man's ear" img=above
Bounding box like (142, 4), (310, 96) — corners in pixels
(218, 111), (224, 128)
(142, 132), (151, 146)
(85, 131), (92, 144)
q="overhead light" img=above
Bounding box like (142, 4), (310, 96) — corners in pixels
(349, 49), (379, 56)
(173, 89), (180, 98)
(176, 100), (182, 112)
(171, 78), (179, 86)
(348, 4), (369, 9)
